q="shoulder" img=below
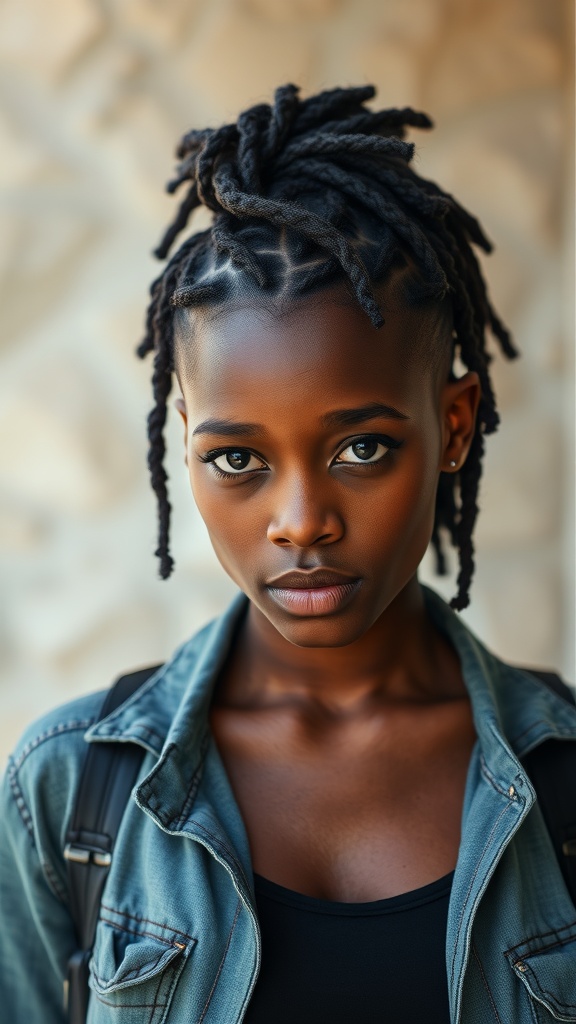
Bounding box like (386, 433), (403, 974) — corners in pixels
(5, 607), (224, 793)
(1, 690), (107, 907)
(9, 689), (105, 773)
(4, 689), (106, 827)
(6, 690), (107, 815)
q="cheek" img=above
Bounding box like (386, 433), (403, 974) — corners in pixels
(189, 467), (230, 542)
(354, 432), (441, 563)
(188, 467), (261, 581)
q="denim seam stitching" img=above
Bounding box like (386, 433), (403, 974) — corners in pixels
(197, 899), (242, 1024)
(11, 719), (95, 771)
(138, 744), (184, 825)
(504, 925), (576, 954)
(98, 723), (165, 745)
(7, 759), (69, 905)
(480, 755), (521, 798)
(149, 967), (168, 1023)
(151, 949), (188, 1024)
(450, 800), (513, 986)
(527, 997), (540, 1024)
(99, 916), (188, 947)
(186, 819), (244, 880)
(172, 767), (203, 829)
(42, 855), (68, 904)
(511, 720), (550, 744)
(158, 948), (189, 1024)
(522, 977), (576, 1011)
(91, 950), (168, 988)
(7, 758), (35, 842)
(505, 920), (576, 956)
(508, 716), (573, 749)
(100, 904), (197, 944)
(172, 734), (210, 829)
(94, 995), (165, 1008)
(472, 943), (502, 1023)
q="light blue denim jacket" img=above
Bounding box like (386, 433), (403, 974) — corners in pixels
(2, 586), (576, 1023)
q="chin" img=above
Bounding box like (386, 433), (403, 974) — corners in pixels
(268, 612), (373, 649)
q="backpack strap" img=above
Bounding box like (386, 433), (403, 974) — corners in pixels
(64, 664), (162, 1023)
(521, 668), (576, 905)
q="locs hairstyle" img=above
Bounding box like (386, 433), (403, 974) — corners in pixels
(137, 84), (517, 611)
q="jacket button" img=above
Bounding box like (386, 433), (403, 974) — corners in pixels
(508, 785), (516, 798)
(516, 961), (527, 972)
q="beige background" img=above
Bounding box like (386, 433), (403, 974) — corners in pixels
(0, 0), (574, 765)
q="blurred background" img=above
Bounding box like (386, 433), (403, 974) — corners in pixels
(0, 0), (574, 764)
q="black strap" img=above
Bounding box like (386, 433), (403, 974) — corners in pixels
(64, 665), (161, 1023)
(521, 668), (576, 905)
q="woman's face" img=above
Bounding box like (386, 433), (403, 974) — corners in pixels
(176, 287), (479, 648)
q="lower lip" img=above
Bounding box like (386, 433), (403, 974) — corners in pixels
(266, 581), (361, 616)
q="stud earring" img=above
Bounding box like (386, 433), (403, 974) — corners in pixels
(449, 460), (457, 468)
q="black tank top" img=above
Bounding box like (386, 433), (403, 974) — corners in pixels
(244, 870), (453, 1024)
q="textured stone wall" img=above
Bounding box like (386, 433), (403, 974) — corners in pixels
(0, 0), (573, 762)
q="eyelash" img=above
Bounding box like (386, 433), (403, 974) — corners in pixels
(198, 434), (404, 479)
(199, 451), (266, 481)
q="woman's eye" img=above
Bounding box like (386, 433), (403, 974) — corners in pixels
(211, 450), (266, 474)
(334, 437), (390, 465)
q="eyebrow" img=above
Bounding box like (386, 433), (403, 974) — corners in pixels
(192, 418), (261, 438)
(321, 402), (409, 428)
(191, 402), (409, 439)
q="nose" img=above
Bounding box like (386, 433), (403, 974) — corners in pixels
(266, 474), (344, 549)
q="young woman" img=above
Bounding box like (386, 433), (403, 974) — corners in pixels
(1, 85), (575, 1024)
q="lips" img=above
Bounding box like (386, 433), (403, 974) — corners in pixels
(266, 568), (358, 590)
(265, 568), (361, 616)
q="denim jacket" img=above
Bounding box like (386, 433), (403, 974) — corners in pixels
(1, 586), (576, 1023)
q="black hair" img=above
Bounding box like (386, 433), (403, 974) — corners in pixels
(137, 83), (517, 610)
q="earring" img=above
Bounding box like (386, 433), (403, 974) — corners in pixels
(449, 460), (457, 468)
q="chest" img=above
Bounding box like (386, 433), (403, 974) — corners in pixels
(243, 870), (453, 1024)
(210, 702), (476, 900)
(84, 741), (574, 1024)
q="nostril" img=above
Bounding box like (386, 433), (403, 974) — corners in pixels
(269, 532), (336, 548)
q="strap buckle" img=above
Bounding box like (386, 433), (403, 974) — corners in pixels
(64, 843), (112, 868)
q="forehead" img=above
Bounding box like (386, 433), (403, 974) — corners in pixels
(175, 289), (445, 418)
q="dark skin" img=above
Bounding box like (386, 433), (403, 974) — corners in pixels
(175, 283), (480, 902)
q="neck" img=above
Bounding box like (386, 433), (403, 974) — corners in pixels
(219, 579), (463, 713)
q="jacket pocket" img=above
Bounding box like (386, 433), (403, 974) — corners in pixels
(88, 917), (195, 1024)
(507, 924), (576, 1022)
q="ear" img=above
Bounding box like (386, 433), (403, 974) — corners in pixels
(439, 371), (481, 472)
(174, 397), (189, 465)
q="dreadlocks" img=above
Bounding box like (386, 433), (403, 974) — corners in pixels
(137, 83), (517, 610)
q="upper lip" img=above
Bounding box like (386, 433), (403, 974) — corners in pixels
(266, 569), (360, 589)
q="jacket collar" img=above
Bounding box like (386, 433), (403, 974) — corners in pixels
(86, 585), (576, 810)
(423, 586), (576, 762)
(86, 590), (248, 760)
